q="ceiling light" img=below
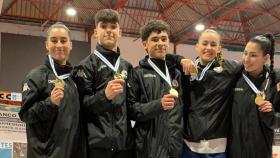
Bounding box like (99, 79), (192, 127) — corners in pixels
(66, 8), (77, 16)
(195, 24), (205, 31)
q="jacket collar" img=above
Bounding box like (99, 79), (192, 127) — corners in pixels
(44, 55), (72, 76)
(139, 55), (177, 71)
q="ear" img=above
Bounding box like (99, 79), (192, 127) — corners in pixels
(119, 29), (122, 37)
(264, 53), (270, 63)
(93, 29), (98, 39)
(69, 41), (73, 51)
(45, 41), (49, 51)
(142, 41), (147, 50)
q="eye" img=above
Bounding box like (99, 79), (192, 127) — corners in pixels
(100, 24), (107, 29)
(110, 24), (117, 29)
(202, 42), (208, 46)
(210, 43), (217, 47)
(60, 38), (68, 44)
(151, 38), (159, 42)
(161, 37), (167, 42)
(50, 38), (58, 44)
(251, 54), (257, 57)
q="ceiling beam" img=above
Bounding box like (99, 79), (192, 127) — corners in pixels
(172, 0), (235, 39)
(239, 11), (250, 42)
(28, 0), (49, 19)
(175, 0), (251, 45)
(113, 0), (128, 10)
(41, 0), (69, 28)
(2, 0), (18, 15)
(241, 1), (280, 22)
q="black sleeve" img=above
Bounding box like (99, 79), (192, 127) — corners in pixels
(81, 57), (112, 115)
(126, 69), (164, 122)
(166, 53), (184, 70)
(71, 65), (86, 104)
(19, 74), (58, 124)
(273, 69), (280, 112)
(259, 110), (275, 129)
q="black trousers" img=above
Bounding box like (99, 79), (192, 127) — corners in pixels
(89, 148), (136, 158)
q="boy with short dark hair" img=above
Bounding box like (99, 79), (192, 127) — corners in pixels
(127, 20), (183, 158)
(80, 9), (135, 158)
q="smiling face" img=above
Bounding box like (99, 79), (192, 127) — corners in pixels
(94, 22), (121, 51)
(143, 31), (170, 60)
(196, 31), (221, 65)
(243, 41), (269, 76)
(45, 28), (72, 65)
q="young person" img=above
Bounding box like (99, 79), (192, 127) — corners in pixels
(127, 20), (183, 158)
(79, 9), (135, 158)
(178, 28), (242, 158)
(19, 22), (87, 158)
(227, 33), (280, 158)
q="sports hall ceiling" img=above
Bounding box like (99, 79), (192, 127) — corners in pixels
(1, 0), (280, 51)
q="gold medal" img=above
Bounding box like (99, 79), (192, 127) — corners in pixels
(213, 66), (223, 73)
(114, 73), (124, 80)
(255, 94), (265, 105)
(169, 88), (178, 97)
(54, 78), (65, 90)
(190, 67), (198, 76)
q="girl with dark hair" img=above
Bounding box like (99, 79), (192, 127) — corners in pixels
(19, 22), (87, 158)
(227, 33), (280, 158)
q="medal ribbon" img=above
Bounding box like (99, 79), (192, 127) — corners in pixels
(190, 58), (215, 81)
(148, 58), (171, 87)
(48, 55), (70, 80)
(94, 50), (120, 72)
(242, 72), (269, 95)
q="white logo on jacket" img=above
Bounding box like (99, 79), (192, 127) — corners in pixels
(234, 88), (244, 91)
(48, 80), (56, 84)
(121, 70), (128, 79)
(98, 65), (107, 71)
(144, 74), (156, 78)
(22, 83), (30, 92)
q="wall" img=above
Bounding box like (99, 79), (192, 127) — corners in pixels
(1, 22), (280, 92)
(0, 22), (91, 92)
(92, 35), (280, 68)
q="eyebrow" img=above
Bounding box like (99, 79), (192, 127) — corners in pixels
(50, 36), (68, 39)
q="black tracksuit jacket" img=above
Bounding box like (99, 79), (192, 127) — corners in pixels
(227, 68), (280, 158)
(182, 59), (241, 141)
(79, 44), (135, 154)
(19, 56), (87, 158)
(127, 56), (183, 158)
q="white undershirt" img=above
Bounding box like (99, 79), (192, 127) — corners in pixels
(184, 138), (227, 154)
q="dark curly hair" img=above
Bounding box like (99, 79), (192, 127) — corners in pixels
(140, 20), (170, 41)
(95, 9), (120, 26)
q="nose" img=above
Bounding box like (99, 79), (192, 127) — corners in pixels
(56, 41), (63, 47)
(206, 44), (211, 49)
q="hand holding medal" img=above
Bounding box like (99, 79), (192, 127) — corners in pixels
(48, 55), (69, 106)
(243, 72), (270, 107)
(255, 93), (265, 106)
(54, 78), (65, 90)
(105, 78), (125, 100)
(162, 94), (177, 110)
(114, 72), (124, 81)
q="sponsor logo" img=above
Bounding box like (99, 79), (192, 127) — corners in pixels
(144, 74), (156, 78)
